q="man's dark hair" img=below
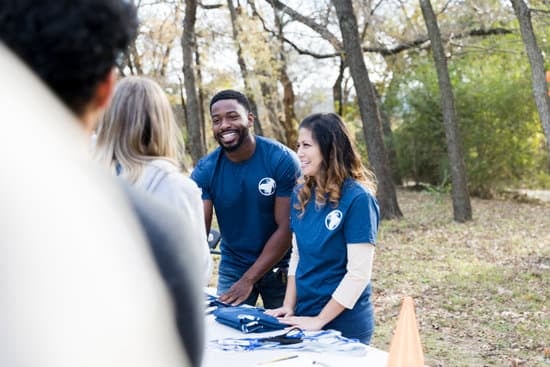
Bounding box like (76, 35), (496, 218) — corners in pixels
(209, 89), (251, 113)
(0, 0), (138, 116)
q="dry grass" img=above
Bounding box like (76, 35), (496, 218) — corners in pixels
(373, 189), (549, 366)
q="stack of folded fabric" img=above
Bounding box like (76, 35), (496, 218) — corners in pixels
(212, 306), (287, 333)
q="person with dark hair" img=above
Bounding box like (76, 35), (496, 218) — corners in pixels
(0, 0), (137, 131)
(0, 1), (203, 366)
(191, 89), (301, 308)
(266, 113), (380, 344)
(209, 89), (252, 114)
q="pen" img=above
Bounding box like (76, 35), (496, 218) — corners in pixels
(257, 354), (299, 365)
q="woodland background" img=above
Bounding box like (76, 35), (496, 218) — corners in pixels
(122, 0), (549, 365)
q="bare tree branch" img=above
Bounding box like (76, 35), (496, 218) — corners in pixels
(439, 0), (453, 15)
(252, 1), (339, 58)
(268, 0), (342, 49)
(198, 1), (224, 9)
(263, 0), (512, 59)
(282, 26), (513, 59)
(530, 8), (550, 14)
(283, 37), (340, 58)
(359, 0), (384, 41)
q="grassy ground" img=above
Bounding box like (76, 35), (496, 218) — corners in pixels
(209, 189), (549, 366)
(372, 190), (549, 366)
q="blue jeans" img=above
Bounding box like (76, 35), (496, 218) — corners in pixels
(323, 284), (374, 344)
(217, 263), (287, 308)
(324, 303), (374, 344)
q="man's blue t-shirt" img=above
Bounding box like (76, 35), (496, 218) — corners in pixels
(291, 179), (380, 328)
(191, 136), (300, 272)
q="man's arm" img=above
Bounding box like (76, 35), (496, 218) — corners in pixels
(202, 199), (213, 235)
(218, 196), (292, 305)
(265, 235), (299, 316)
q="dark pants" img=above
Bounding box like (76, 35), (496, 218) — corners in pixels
(217, 264), (287, 308)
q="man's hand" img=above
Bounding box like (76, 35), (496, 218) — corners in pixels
(218, 277), (254, 306)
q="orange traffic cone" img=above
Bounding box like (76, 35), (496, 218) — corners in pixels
(386, 296), (425, 367)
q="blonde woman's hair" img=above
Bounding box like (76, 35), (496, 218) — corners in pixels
(295, 113), (377, 216)
(94, 76), (183, 182)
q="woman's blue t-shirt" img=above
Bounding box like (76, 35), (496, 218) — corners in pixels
(290, 179), (380, 340)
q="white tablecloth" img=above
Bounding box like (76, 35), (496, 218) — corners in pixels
(202, 314), (388, 367)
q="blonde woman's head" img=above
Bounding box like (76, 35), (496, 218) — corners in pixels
(94, 76), (183, 182)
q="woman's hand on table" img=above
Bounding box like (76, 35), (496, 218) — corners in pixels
(278, 316), (326, 331)
(265, 305), (294, 318)
(276, 315), (326, 331)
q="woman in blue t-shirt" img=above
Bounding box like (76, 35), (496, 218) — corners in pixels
(266, 113), (380, 344)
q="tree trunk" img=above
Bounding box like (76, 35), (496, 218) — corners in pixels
(333, 57), (400, 184)
(182, 0), (206, 165)
(159, 45), (171, 78)
(260, 81), (286, 142)
(377, 91), (402, 186)
(419, 0), (472, 222)
(333, 58), (345, 116)
(178, 76), (188, 128)
(279, 67), (298, 148)
(273, 5), (298, 148)
(194, 46), (207, 151)
(510, 0), (550, 154)
(332, 0), (402, 220)
(129, 41), (143, 75)
(227, 0), (263, 135)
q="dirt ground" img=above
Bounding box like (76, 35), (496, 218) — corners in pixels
(372, 189), (549, 366)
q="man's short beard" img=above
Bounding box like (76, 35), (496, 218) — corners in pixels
(221, 142), (241, 152)
(217, 129), (248, 152)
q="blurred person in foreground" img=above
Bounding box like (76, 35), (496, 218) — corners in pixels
(0, 1), (203, 365)
(266, 113), (380, 344)
(191, 90), (301, 307)
(94, 76), (212, 283)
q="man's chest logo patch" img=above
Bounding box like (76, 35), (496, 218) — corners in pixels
(325, 210), (343, 230)
(258, 177), (276, 196)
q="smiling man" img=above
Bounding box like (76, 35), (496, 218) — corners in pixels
(191, 89), (300, 308)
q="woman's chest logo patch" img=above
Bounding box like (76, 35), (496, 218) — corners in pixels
(325, 210), (343, 230)
(258, 177), (276, 196)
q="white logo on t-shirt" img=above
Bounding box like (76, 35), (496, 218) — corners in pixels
(258, 177), (276, 196)
(325, 210), (343, 230)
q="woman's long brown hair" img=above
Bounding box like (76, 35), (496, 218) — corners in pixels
(296, 113), (377, 216)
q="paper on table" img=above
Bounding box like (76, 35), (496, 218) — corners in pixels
(255, 355), (328, 366)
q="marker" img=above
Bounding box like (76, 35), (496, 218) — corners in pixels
(257, 354), (299, 365)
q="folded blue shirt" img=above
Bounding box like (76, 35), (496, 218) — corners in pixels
(213, 306), (287, 333)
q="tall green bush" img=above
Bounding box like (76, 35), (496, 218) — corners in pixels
(388, 42), (547, 196)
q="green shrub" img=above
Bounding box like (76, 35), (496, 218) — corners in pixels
(388, 46), (548, 196)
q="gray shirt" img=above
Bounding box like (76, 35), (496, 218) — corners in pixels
(134, 159), (212, 284)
